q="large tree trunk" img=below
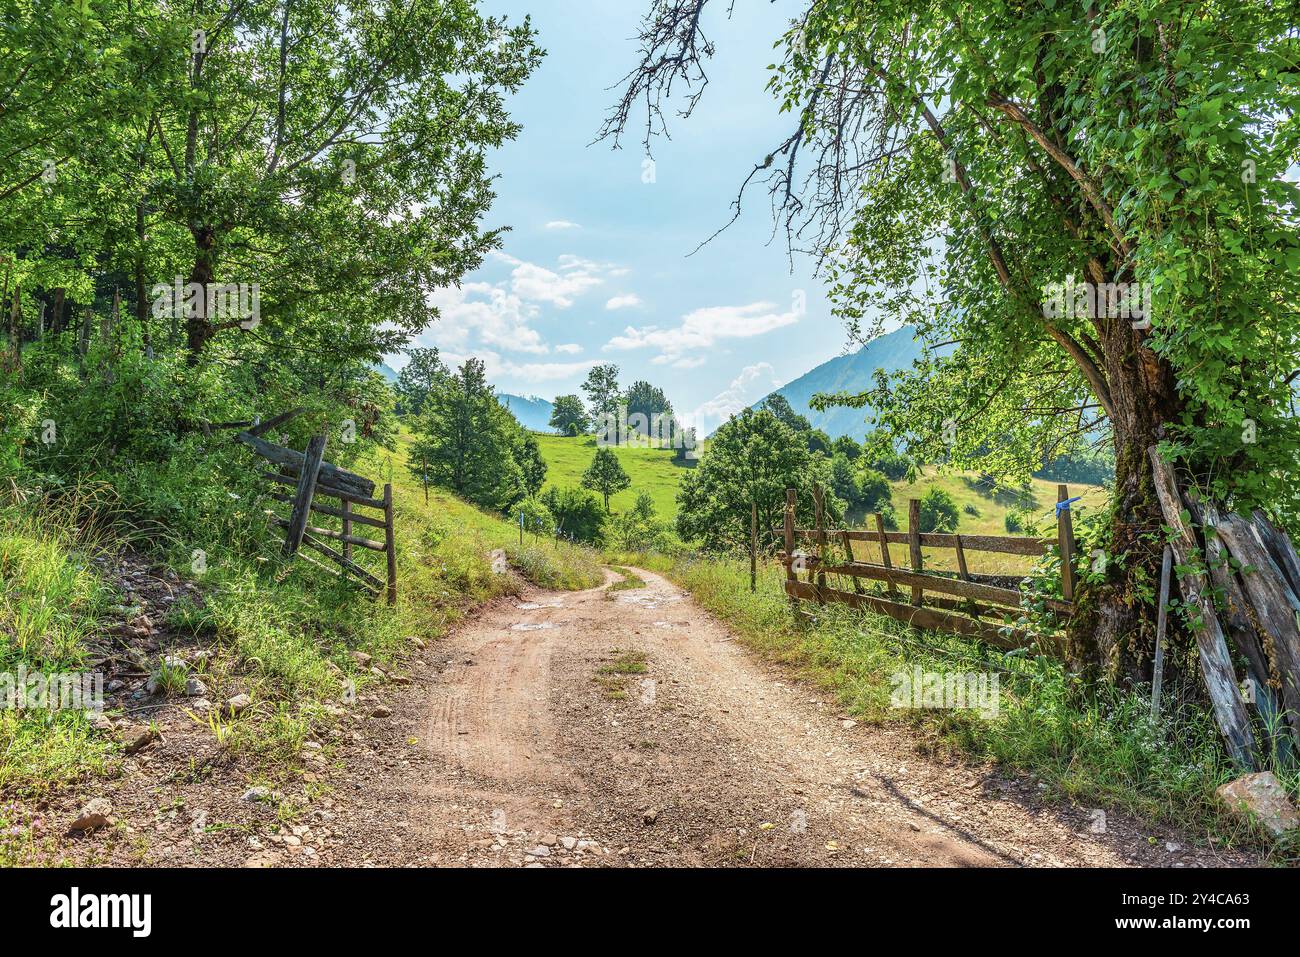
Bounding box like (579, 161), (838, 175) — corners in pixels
(186, 226), (217, 360)
(1067, 326), (1185, 686)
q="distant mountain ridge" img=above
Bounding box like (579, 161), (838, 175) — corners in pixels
(497, 393), (555, 433)
(753, 326), (925, 440)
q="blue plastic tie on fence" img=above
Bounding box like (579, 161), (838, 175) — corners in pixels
(1055, 496), (1083, 518)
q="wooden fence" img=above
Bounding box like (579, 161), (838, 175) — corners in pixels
(780, 485), (1079, 652)
(234, 410), (397, 604)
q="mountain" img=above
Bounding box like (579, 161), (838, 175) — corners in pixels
(498, 393), (555, 433)
(754, 326), (925, 440)
(375, 362), (400, 384)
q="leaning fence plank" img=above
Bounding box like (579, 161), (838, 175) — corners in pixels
(875, 512), (899, 601)
(1057, 485), (1077, 602)
(1148, 448), (1257, 769)
(301, 533), (385, 592)
(954, 534), (970, 582)
(813, 485), (827, 604)
(908, 499), (923, 606)
(1151, 544), (1171, 718)
(383, 483), (397, 606)
(238, 431), (375, 499)
(283, 435), (327, 556)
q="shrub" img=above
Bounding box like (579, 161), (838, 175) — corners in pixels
(918, 488), (959, 533)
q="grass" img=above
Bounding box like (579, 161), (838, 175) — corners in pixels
(637, 550), (1293, 856)
(533, 432), (695, 520)
(0, 503), (116, 797)
(606, 565), (646, 592)
(593, 649), (649, 700)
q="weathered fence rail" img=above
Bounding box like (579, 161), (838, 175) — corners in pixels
(234, 411), (397, 604)
(780, 485), (1079, 652)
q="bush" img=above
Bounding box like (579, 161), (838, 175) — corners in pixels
(1005, 511), (1025, 534)
(918, 488), (959, 533)
(541, 486), (607, 545)
(963, 503), (981, 517)
(512, 496), (556, 538)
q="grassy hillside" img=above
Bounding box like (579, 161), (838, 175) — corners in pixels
(533, 433), (1105, 553)
(532, 433), (695, 520)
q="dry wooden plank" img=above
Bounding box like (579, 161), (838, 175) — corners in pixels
(296, 550), (381, 596)
(383, 484), (397, 606)
(908, 499), (923, 606)
(343, 499), (353, 565)
(301, 533), (386, 592)
(789, 528), (1054, 556)
(1148, 448), (1257, 769)
(283, 435), (327, 556)
(1252, 510), (1300, 600)
(270, 516), (386, 552)
(842, 530), (864, 595)
(247, 408), (306, 439)
(262, 471), (385, 510)
(1200, 505), (1297, 759)
(816, 561), (1072, 616)
(875, 512), (899, 601)
(784, 579), (1034, 651)
(269, 491), (387, 529)
(1151, 544), (1171, 718)
(1057, 485), (1077, 602)
(1212, 510), (1300, 742)
(237, 431), (375, 498)
(954, 534), (970, 581)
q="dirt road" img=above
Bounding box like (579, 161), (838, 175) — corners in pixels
(320, 567), (1250, 868)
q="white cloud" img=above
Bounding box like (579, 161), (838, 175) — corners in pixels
(554, 343), (583, 355)
(545, 220), (581, 231)
(605, 301), (799, 363)
(685, 362), (781, 433)
(605, 294), (643, 311)
(441, 349), (599, 385)
(497, 252), (608, 308)
(426, 284), (549, 355)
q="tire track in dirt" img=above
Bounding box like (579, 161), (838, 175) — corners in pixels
(405, 567), (1254, 868)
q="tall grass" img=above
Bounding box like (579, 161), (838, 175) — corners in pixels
(0, 499), (116, 796)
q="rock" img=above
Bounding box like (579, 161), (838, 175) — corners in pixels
(144, 676), (161, 695)
(89, 712), (116, 732)
(525, 845), (551, 858)
(226, 693), (252, 715)
(123, 726), (159, 755)
(410, 636), (426, 650)
(1216, 772), (1300, 837)
(189, 698), (212, 714)
(241, 786), (273, 803)
(841, 719), (857, 729)
(162, 653), (185, 669)
(540, 833), (558, 846)
(561, 836), (577, 851)
(642, 809), (658, 825)
(185, 677), (207, 697)
(371, 705), (392, 718)
(352, 651), (372, 668)
(69, 799), (114, 832)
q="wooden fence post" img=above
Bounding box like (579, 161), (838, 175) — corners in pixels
(750, 501), (757, 593)
(875, 512), (898, 601)
(908, 498), (923, 606)
(813, 484), (827, 604)
(784, 488), (797, 612)
(384, 483), (397, 606)
(1151, 544), (1172, 718)
(1057, 485), (1077, 602)
(341, 499), (353, 565)
(283, 435), (327, 556)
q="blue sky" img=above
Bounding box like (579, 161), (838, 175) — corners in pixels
(390, 0), (857, 432)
